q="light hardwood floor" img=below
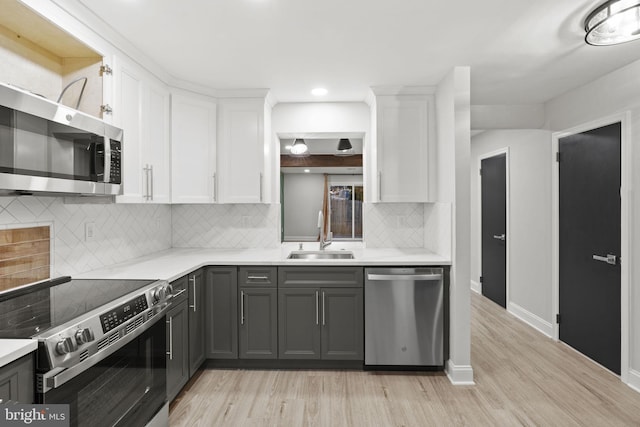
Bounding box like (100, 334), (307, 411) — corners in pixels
(169, 292), (640, 426)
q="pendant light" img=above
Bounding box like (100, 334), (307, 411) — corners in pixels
(336, 138), (353, 155)
(290, 138), (309, 155)
(585, 0), (640, 46)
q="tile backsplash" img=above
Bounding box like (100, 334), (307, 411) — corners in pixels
(0, 197), (431, 280)
(0, 197), (171, 277)
(172, 204), (280, 248)
(364, 203), (425, 248)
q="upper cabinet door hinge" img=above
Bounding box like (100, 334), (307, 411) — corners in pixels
(556, 152), (561, 162)
(100, 104), (113, 115)
(100, 64), (113, 76)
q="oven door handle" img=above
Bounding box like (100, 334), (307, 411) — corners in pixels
(39, 303), (170, 393)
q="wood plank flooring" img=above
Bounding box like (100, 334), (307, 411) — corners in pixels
(169, 292), (640, 426)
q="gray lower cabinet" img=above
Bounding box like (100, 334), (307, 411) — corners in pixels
(205, 267), (238, 359)
(239, 266), (278, 359)
(188, 268), (206, 376)
(278, 287), (363, 360)
(0, 353), (34, 404)
(166, 297), (188, 402)
(278, 265), (364, 361)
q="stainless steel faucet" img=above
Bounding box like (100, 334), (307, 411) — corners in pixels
(318, 210), (332, 250)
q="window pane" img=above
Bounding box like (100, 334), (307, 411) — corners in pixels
(329, 186), (353, 239)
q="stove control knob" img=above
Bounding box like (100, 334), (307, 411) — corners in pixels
(75, 328), (95, 345)
(153, 284), (173, 303)
(56, 337), (78, 355)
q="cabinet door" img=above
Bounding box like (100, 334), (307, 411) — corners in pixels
(0, 353), (34, 404)
(142, 81), (171, 203)
(113, 55), (144, 203)
(188, 269), (206, 375)
(376, 95), (431, 202)
(321, 288), (363, 360)
(239, 287), (277, 359)
(171, 90), (217, 203)
(113, 55), (170, 204)
(166, 300), (188, 402)
(217, 99), (264, 203)
(204, 267), (238, 359)
(278, 288), (320, 359)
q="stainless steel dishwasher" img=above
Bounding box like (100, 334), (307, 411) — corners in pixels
(365, 267), (444, 367)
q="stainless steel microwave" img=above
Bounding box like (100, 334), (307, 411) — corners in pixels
(0, 82), (122, 196)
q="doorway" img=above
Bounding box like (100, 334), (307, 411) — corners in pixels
(552, 115), (630, 380)
(480, 150), (508, 308)
(557, 122), (621, 374)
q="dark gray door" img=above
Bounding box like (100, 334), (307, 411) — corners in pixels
(321, 288), (363, 360)
(188, 268), (206, 375)
(278, 288), (320, 359)
(205, 267), (238, 359)
(559, 122), (621, 374)
(166, 299), (189, 402)
(481, 154), (507, 308)
(239, 287), (278, 359)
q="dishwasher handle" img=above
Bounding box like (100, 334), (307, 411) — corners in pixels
(367, 273), (442, 281)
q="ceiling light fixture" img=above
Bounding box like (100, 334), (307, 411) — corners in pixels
(311, 87), (328, 96)
(290, 138), (309, 155)
(585, 0), (640, 45)
(335, 138), (353, 156)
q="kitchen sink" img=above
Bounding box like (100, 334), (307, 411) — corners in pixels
(287, 250), (355, 260)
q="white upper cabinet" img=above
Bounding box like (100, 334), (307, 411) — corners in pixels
(112, 55), (171, 203)
(170, 90), (217, 204)
(217, 97), (271, 204)
(373, 91), (433, 203)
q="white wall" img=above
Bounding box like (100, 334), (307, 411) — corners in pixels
(282, 174), (324, 241)
(470, 130), (553, 335)
(436, 67), (473, 384)
(545, 57), (640, 389)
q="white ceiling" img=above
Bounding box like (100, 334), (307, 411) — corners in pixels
(76, 0), (640, 104)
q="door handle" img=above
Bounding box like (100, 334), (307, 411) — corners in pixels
(493, 234), (506, 241)
(592, 254), (617, 265)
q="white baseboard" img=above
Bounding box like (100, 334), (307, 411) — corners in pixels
(507, 301), (553, 338)
(628, 369), (640, 394)
(470, 280), (481, 294)
(446, 360), (475, 385)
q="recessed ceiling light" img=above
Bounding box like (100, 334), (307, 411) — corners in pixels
(311, 87), (328, 96)
(304, 169), (310, 173)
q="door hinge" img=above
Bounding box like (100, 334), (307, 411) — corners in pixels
(479, 168), (482, 176)
(100, 104), (113, 115)
(556, 152), (561, 162)
(479, 276), (483, 283)
(556, 314), (561, 324)
(100, 64), (113, 76)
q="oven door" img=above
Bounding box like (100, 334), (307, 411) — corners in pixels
(41, 316), (166, 427)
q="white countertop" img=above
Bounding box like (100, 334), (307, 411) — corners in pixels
(0, 339), (37, 368)
(77, 243), (450, 282)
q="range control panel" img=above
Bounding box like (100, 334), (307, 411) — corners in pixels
(100, 294), (148, 333)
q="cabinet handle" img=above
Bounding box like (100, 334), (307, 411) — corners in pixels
(189, 276), (197, 312)
(149, 164), (154, 201)
(212, 173), (217, 202)
(378, 171), (382, 201)
(247, 275), (268, 281)
(143, 165), (150, 200)
(315, 291), (319, 325)
(259, 173), (263, 203)
(241, 291), (245, 325)
(166, 317), (173, 360)
(322, 291), (326, 326)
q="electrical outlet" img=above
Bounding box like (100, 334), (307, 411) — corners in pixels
(85, 222), (96, 242)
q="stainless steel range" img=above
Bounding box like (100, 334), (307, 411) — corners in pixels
(0, 276), (173, 427)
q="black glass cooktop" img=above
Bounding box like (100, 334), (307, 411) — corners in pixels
(0, 277), (156, 339)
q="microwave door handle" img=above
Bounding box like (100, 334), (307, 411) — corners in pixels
(104, 138), (111, 183)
